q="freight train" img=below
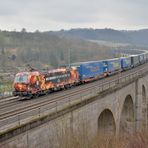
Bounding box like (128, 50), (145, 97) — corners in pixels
(13, 51), (148, 99)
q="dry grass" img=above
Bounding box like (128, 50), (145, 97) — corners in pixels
(48, 119), (148, 148)
(54, 132), (148, 148)
(0, 83), (12, 93)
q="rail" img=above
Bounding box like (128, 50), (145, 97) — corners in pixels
(0, 65), (148, 133)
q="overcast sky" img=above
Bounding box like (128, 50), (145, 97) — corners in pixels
(0, 0), (147, 32)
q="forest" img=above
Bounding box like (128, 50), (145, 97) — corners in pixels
(0, 29), (113, 73)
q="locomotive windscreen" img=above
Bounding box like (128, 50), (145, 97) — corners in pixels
(14, 74), (28, 83)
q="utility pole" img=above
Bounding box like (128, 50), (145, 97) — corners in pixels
(68, 48), (71, 69)
(1, 40), (5, 72)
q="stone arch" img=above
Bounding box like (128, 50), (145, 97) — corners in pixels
(119, 95), (134, 134)
(142, 85), (147, 129)
(98, 109), (116, 135)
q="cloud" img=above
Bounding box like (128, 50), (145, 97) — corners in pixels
(0, 0), (147, 31)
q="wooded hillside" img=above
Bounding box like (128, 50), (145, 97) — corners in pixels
(0, 30), (113, 72)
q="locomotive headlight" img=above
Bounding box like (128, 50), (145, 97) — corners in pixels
(27, 86), (31, 91)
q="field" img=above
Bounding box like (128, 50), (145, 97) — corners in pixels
(0, 83), (12, 97)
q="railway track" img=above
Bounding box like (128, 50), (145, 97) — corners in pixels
(0, 62), (148, 124)
(0, 99), (19, 110)
(0, 85), (97, 120)
(0, 96), (17, 103)
(0, 96), (19, 109)
(0, 74), (111, 118)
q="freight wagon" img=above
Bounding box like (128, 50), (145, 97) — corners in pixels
(146, 52), (148, 60)
(138, 53), (146, 64)
(78, 61), (105, 82)
(102, 58), (121, 75)
(120, 57), (131, 70)
(131, 55), (140, 67)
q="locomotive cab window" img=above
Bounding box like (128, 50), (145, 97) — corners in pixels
(14, 74), (28, 83)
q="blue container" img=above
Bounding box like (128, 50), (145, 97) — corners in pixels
(78, 61), (104, 80)
(120, 57), (131, 70)
(102, 58), (121, 73)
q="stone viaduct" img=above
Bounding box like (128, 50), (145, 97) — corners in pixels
(0, 71), (148, 148)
